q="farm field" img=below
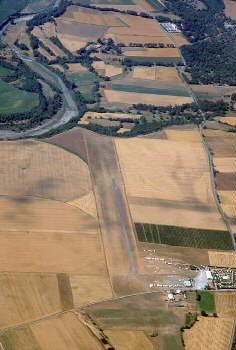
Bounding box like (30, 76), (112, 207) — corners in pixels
(165, 128), (201, 142)
(93, 61), (123, 77)
(208, 250), (236, 268)
(219, 116), (235, 126)
(191, 84), (235, 102)
(104, 89), (193, 106)
(184, 292), (236, 350)
(202, 129), (235, 157)
(218, 190), (235, 219)
(104, 330), (154, 349)
(123, 47), (180, 58)
(132, 65), (182, 82)
(224, 0), (236, 20)
(110, 83), (190, 97)
(135, 223), (233, 250)
(115, 137), (226, 230)
(0, 140), (91, 201)
(66, 70), (101, 102)
(0, 80), (39, 114)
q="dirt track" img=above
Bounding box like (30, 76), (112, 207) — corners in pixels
(83, 130), (139, 295)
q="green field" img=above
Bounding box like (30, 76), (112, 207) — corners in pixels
(67, 71), (100, 102)
(160, 334), (184, 350)
(0, 80), (39, 114)
(73, 0), (134, 4)
(22, 0), (55, 13)
(197, 291), (216, 315)
(0, 67), (14, 76)
(125, 57), (183, 64)
(145, 0), (165, 11)
(111, 83), (190, 97)
(135, 223), (233, 250)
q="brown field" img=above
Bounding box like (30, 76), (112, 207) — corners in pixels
(51, 64), (65, 72)
(70, 275), (112, 306)
(0, 196), (108, 274)
(133, 66), (181, 82)
(67, 191), (97, 218)
(104, 89), (193, 106)
(105, 330), (154, 349)
(224, 0), (236, 19)
(44, 127), (88, 162)
(165, 129), (201, 142)
(219, 116), (235, 126)
(213, 157), (234, 172)
(123, 47), (180, 57)
(31, 312), (104, 350)
(202, 129), (235, 157)
(171, 33), (189, 46)
(214, 292), (236, 317)
(216, 172), (234, 190)
(192, 84), (235, 102)
(208, 251), (236, 268)
(184, 315), (235, 350)
(0, 273), (61, 328)
(115, 138), (226, 230)
(0, 140), (91, 201)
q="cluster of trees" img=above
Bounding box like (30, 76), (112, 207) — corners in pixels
(165, 0), (236, 85)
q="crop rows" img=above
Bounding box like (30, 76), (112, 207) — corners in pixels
(135, 223), (233, 250)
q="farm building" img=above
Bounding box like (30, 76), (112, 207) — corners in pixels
(161, 22), (181, 32)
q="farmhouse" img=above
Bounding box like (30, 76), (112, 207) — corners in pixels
(161, 22), (181, 33)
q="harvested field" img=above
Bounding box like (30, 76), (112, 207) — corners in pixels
(165, 129), (201, 142)
(219, 116), (235, 126)
(104, 89), (193, 106)
(44, 127), (88, 162)
(123, 47), (180, 57)
(105, 64), (123, 77)
(31, 312), (104, 350)
(214, 292), (236, 317)
(0, 273), (61, 328)
(115, 34), (173, 44)
(51, 64), (65, 72)
(67, 191), (97, 218)
(136, 0), (155, 11)
(133, 66), (181, 82)
(184, 316), (235, 350)
(214, 157), (234, 173)
(208, 251), (236, 268)
(0, 140), (91, 201)
(202, 129), (235, 157)
(224, 0), (236, 20)
(67, 63), (87, 72)
(117, 128), (131, 133)
(218, 190), (235, 219)
(192, 84), (235, 102)
(0, 196), (107, 274)
(216, 172), (234, 190)
(93, 61), (106, 70)
(115, 138), (226, 230)
(70, 275), (112, 306)
(105, 330), (154, 349)
(57, 33), (86, 52)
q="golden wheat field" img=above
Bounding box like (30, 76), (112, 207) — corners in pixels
(214, 292), (236, 317)
(123, 47), (180, 57)
(104, 89), (193, 106)
(208, 251), (236, 268)
(0, 196), (108, 275)
(165, 129), (201, 142)
(70, 275), (112, 306)
(0, 273), (61, 328)
(218, 190), (235, 218)
(115, 34), (173, 44)
(115, 138), (226, 230)
(30, 312), (104, 350)
(184, 315), (235, 350)
(57, 33), (86, 51)
(104, 330), (154, 350)
(219, 116), (235, 126)
(67, 191), (97, 218)
(0, 140), (91, 201)
(213, 157), (234, 172)
(132, 66), (182, 82)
